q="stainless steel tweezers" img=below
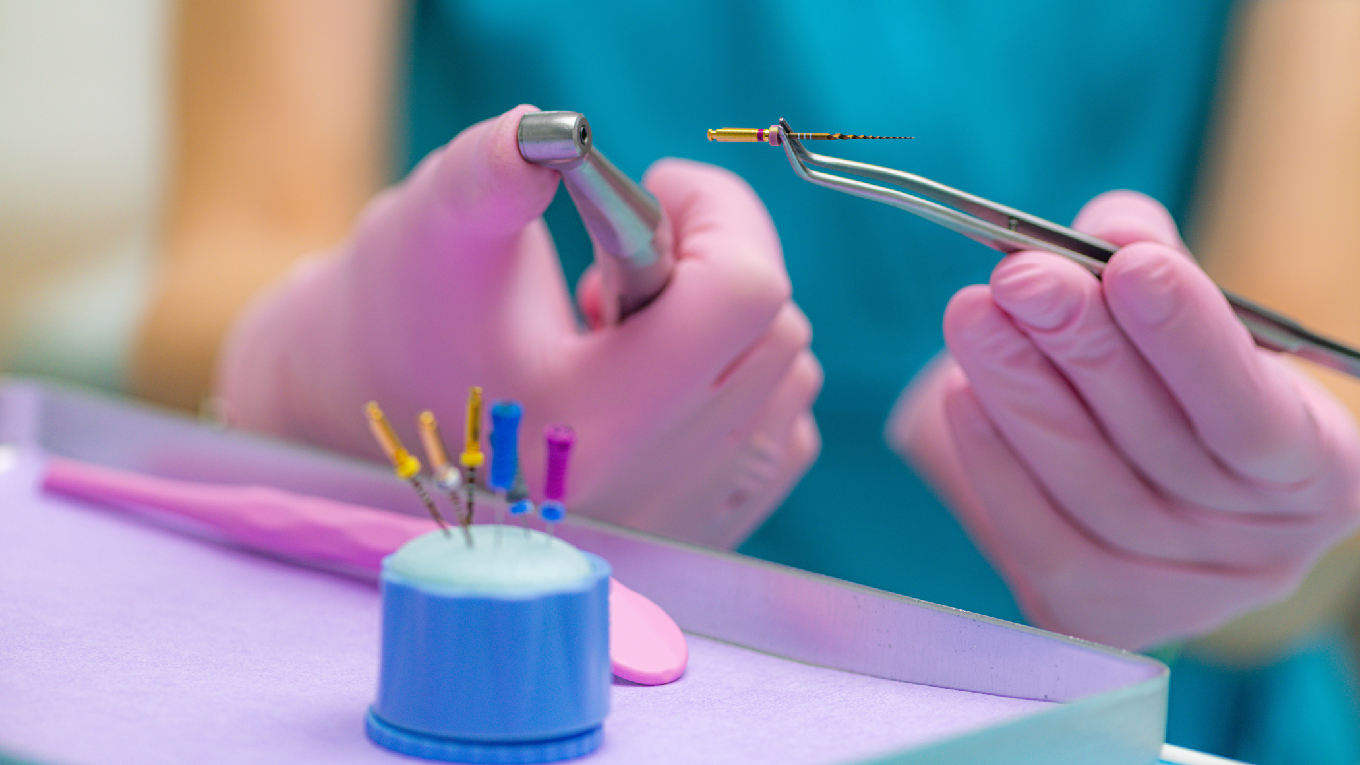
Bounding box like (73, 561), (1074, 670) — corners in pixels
(775, 118), (1360, 379)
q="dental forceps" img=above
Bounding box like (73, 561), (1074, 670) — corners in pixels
(771, 118), (1360, 380)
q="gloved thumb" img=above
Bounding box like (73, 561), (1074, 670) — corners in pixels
(216, 105), (572, 446)
(348, 104), (562, 282)
(575, 266), (606, 330)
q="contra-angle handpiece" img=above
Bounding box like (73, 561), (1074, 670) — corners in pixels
(518, 111), (674, 325)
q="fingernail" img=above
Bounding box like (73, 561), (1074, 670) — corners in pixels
(1111, 246), (1177, 324)
(992, 258), (1081, 331)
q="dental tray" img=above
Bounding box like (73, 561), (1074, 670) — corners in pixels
(0, 379), (1167, 765)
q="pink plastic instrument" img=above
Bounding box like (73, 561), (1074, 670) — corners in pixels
(41, 456), (687, 685)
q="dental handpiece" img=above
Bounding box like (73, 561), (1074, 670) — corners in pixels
(518, 111), (675, 325)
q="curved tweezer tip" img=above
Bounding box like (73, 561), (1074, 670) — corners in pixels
(777, 119), (1032, 276)
(773, 117), (1116, 274)
(777, 118), (863, 191)
(776, 118), (879, 169)
(777, 118), (815, 180)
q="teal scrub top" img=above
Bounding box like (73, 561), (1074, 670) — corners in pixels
(401, 2), (1359, 761)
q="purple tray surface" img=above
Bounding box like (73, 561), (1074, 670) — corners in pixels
(2, 449), (1047, 764)
(0, 380), (1168, 765)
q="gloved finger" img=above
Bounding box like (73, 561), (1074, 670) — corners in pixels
(666, 408), (821, 549)
(658, 345), (816, 536)
(987, 254), (1349, 566)
(885, 355), (989, 528)
(945, 286), (1293, 567)
(722, 410), (821, 547)
(570, 159), (791, 407)
(574, 265), (605, 330)
(663, 318), (818, 506)
(886, 356), (1006, 558)
(703, 302), (815, 438)
(1070, 190), (1187, 251)
(728, 345), (821, 446)
(886, 348), (1335, 576)
(885, 353), (952, 462)
(684, 402), (821, 549)
(942, 378), (1298, 650)
(643, 158), (788, 270)
(1104, 241), (1323, 486)
(1077, 187), (1325, 486)
(992, 191), (1248, 506)
(630, 350), (821, 547)
(988, 252), (1262, 512)
(574, 150), (786, 334)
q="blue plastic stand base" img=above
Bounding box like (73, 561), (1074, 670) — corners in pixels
(366, 708), (604, 764)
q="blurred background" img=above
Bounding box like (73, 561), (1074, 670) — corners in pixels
(2, 3), (1358, 762)
(0, 0), (169, 392)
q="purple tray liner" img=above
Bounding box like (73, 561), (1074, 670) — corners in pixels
(0, 379), (1169, 765)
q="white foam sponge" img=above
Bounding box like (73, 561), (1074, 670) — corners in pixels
(387, 525), (591, 594)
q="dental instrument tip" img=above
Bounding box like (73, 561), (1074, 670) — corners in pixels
(364, 401), (454, 537)
(708, 126), (911, 145)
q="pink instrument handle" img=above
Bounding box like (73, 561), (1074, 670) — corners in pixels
(42, 456), (436, 573)
(41, 456), (687, 685)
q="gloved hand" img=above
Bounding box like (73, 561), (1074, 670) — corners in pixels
(888, 190), (1360, 651)
(217, 105), (821, 548)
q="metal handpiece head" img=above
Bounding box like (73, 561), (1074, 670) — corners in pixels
(518, 111), (674, 325)
(518, 111), (593, 169)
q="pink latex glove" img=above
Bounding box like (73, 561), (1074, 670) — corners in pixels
(889, 190), (1360, 651)
(217, 105), (821, 548)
